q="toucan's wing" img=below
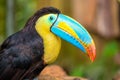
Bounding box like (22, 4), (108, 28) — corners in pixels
(0, 45), (30, 80)
(0, 32), (45, 80)
(0, 44), (45, 80)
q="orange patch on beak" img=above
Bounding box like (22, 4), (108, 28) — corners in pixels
(86, 42), (96, 62)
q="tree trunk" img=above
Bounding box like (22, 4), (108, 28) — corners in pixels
(6, 0), (14, 36)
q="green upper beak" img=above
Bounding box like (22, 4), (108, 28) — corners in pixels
(51, 14), (96, 62)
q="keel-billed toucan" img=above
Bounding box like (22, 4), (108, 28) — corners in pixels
(0, 7), (96, 80)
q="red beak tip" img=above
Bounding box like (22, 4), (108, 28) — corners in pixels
(90, 55), (96, 62)
(86, 43), (96, 62)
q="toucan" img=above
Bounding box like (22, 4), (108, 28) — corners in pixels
(0, 7), (96, 80)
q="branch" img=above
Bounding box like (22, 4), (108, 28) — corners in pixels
(38, 65), (88, 80)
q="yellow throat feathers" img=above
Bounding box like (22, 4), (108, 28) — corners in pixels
(35, 15), (61, 64)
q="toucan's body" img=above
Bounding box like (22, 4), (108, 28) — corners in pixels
(0, 27), (46, 80)
(0, 7), (96, 80)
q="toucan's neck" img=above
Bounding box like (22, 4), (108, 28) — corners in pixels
(35, 24), (61, 64)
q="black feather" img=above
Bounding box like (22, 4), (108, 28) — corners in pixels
(23, 7), (61, 32)
(0, 7), (60, 80)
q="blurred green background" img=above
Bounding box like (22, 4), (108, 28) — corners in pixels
(0, 0), (120, 80)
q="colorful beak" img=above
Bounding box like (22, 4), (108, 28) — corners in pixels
(51, 14), (96, 62)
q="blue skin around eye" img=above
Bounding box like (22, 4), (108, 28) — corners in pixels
(48, 14), (57, 23)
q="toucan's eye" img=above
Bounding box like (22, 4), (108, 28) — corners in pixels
(49, 16), (54, 21)
(48, 14), (57, 23)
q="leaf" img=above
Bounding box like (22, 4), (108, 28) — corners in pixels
(102, 40), (119, 58)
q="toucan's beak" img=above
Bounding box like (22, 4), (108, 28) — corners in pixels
(51, 14), (96, 62)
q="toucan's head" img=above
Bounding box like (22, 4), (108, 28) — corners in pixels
(32, 7), (96, 62)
